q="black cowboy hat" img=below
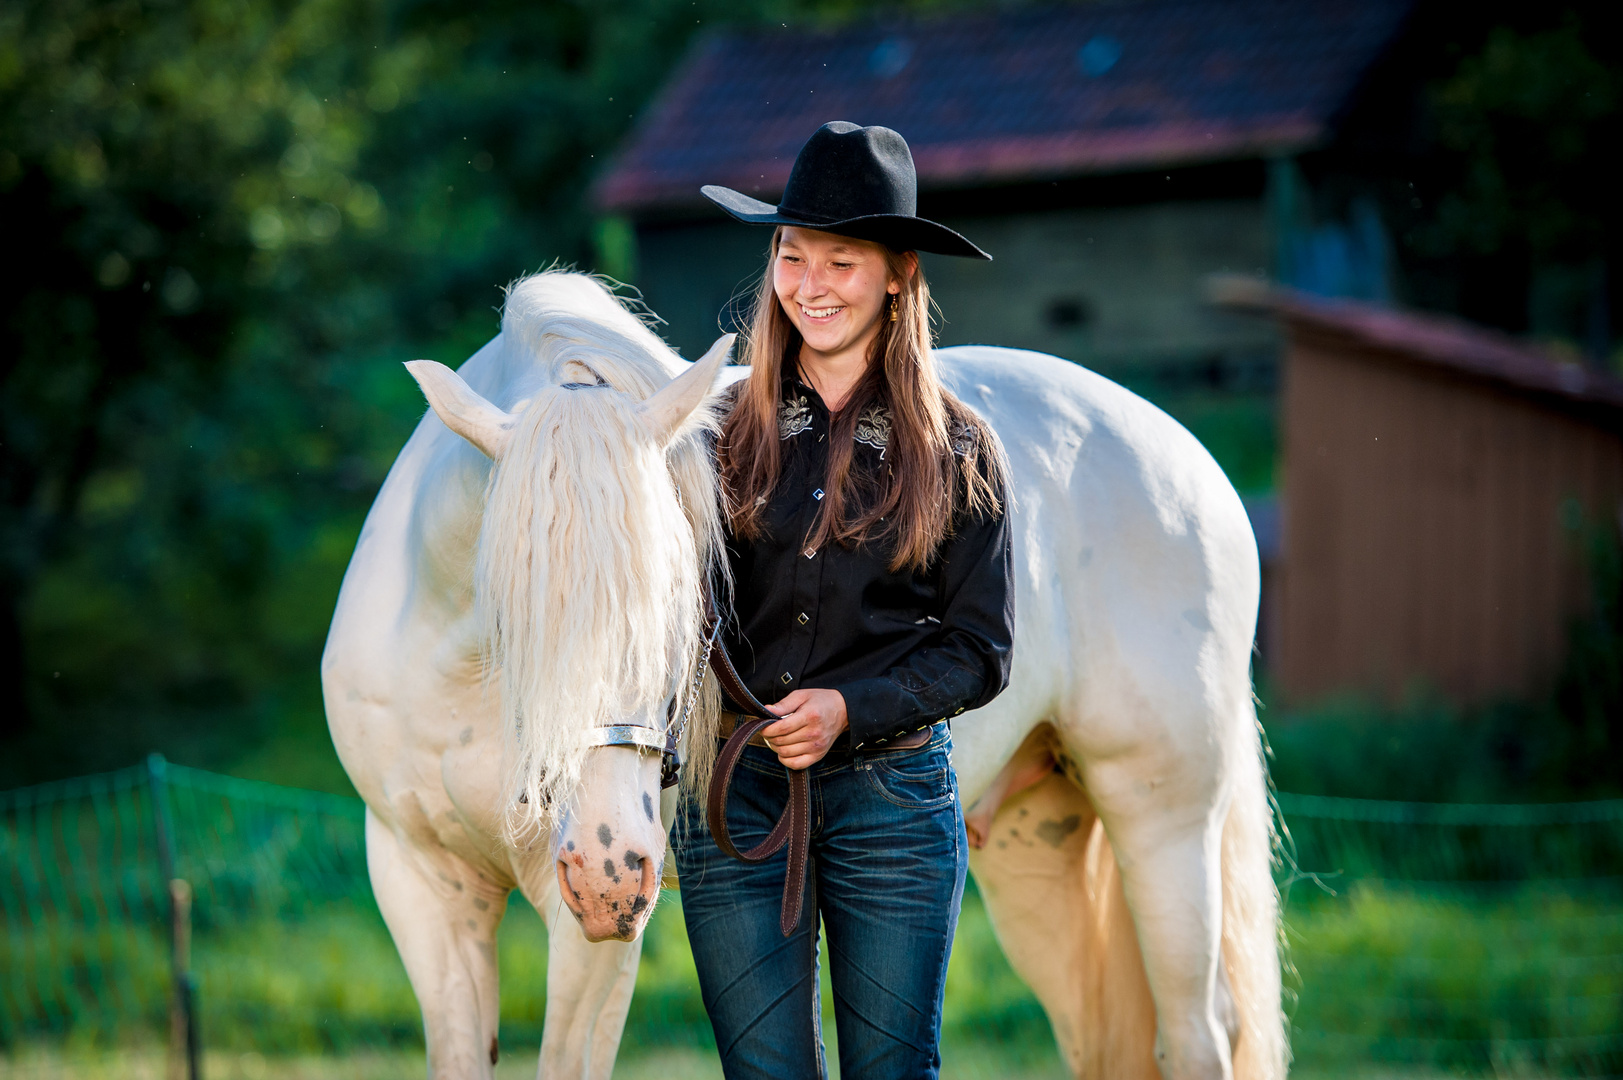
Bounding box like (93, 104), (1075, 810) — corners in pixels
(702, 122), (991, 261)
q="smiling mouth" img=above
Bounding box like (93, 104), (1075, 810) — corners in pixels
(800, 305), (845, 321)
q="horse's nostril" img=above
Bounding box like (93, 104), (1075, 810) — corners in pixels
(556, 859), (585, 920)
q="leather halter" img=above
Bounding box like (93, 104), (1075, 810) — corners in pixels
(581, 615), (718, 790)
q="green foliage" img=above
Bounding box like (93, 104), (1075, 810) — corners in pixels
(1425, 18), (1619, 266)
(1264, 526), (1623, 803)
(1386, 3), (1623, 354)
(0, 0), (1016, 787)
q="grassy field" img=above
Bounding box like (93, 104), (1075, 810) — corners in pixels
(5, 877), (1621, 1078)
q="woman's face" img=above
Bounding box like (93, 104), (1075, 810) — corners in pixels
(773, 227), (900, 362)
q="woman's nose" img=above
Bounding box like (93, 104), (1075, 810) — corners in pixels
(798, 266), (828, 299)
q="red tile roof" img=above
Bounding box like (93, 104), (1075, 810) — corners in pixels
(596, 0), (1413, 213)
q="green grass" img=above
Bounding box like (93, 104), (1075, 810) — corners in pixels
(8, 878), (1622, 1077)
(1285, 883), (1623, 1077)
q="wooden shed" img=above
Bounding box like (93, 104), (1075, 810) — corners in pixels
(1242, 290), (1623, 706)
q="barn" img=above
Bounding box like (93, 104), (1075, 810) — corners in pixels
(594, 0), (1622, 709)
(1223, 285), (1623, 706)
(593, 0), (1415, 375)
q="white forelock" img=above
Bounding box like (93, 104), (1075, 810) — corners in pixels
(479, 272), (724, 840)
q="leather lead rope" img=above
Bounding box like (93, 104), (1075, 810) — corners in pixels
(702, 595), (811, 938)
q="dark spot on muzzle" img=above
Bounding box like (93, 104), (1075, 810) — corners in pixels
(604, 858), (621, 883)
(598, 823), (614, 848)
(643, 791), (655, 822)
(624, 849), (643, 872)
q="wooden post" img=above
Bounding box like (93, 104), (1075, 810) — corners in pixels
(148, 754), (200, 1080)
(168, 879), (200, 1080)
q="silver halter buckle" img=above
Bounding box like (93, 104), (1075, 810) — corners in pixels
(582, 725), (669, 755)
(582, 613), (721, 789)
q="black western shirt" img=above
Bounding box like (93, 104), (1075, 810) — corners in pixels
(721, 378), (1016, 749)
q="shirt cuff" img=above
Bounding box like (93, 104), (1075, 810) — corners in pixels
(833, 675), (958, 749)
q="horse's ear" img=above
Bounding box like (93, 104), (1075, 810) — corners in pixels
(638, 333), (735, 446)
(405, 360), (515, 460)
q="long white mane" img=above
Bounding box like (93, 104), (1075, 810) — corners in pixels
(478, 273), (724, 839)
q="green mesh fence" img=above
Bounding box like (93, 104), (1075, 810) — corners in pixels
(3, 760), (1623, 1077)
(1278, 793), (1623, 1077)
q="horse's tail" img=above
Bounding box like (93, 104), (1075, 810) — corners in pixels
(1221, 698), (1289, 1080)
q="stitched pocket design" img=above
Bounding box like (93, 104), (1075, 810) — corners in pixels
(865, 758), (954, 809)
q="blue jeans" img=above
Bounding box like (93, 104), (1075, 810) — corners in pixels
(673, 725), (968, 1080)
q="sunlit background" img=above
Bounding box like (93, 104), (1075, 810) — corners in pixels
(2, 0), (1620, 1076)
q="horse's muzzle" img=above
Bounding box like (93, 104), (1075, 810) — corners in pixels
(556, 846), (660, 942)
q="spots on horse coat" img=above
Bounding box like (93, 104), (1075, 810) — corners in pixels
(598, 823), (614, 848)
(566, 840), (575, 852)
(624, 850), (642, 872)
(643, 791), (655, 822)
(603, 858), (621, 884)
(1036, 814), (1082, 848)
(459, 726), (473, 746)
(472, 897), (489, 911)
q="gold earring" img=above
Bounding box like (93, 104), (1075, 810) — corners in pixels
(889, 294), (899, 322)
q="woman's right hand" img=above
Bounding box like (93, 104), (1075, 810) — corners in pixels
(762, 688), (849, 770)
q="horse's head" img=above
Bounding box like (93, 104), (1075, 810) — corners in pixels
(407, 328), (731, 942)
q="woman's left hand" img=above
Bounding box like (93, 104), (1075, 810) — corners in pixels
(762, 688), (849, 770)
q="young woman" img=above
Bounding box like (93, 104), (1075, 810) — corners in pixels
(674, 122), (1015, 1080)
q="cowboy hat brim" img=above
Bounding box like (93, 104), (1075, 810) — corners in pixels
(701, 185), (992, 261)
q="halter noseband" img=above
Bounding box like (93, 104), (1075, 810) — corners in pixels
(582, 607), (722, 788)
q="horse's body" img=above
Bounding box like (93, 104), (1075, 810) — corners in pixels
(323, 272), (1283, 1079)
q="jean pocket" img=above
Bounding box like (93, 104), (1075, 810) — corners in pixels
(864, 754), (955, 810)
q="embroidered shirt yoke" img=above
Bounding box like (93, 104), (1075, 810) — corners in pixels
(721, 376), (1015, 748)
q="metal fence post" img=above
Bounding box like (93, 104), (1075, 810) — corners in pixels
(147, 753), (200, 1080)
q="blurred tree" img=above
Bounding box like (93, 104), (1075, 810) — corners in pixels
(0, 0), (995, 787)
(1396, 3), (1621, 359)
(0, 0), (424, 777)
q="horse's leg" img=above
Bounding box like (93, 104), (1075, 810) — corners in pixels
(1081, 743), (1237, 1080)
(366, 807), (509, 1078)
(523, 866), (643, 1079)
(971, 768), (1158, 1079)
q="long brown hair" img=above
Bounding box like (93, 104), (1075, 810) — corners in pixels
(717, 228), (1007, 572)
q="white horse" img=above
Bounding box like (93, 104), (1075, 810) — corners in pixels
(323, 270), (1283, 1079)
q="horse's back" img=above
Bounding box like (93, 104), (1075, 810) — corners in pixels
(937, 345), (1259, 757)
